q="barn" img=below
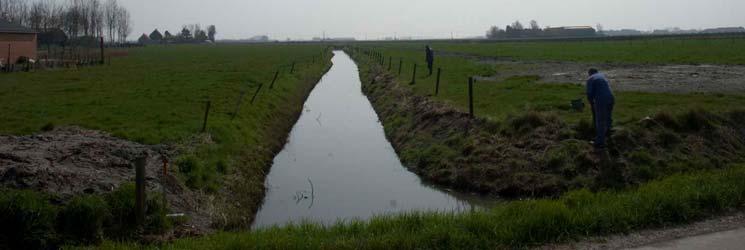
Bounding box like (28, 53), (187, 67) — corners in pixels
(0, 20), (37, 66)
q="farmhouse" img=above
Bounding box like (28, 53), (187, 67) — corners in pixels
(0, 20), (37, 65)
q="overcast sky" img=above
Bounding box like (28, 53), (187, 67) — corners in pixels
(119, 0), (745, 40)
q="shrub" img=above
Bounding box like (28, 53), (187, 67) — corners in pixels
(627, 150), (654, 166)
(573, 119), (595, 140)
(656, 130), (682, 147)
(677, 109), (716, 132)
(216, 159), (229, 174)
(652, 111), (679, 129)
(543, 141), (589, 178)
(506, 111), (560, 135)
(176, 155), (217, 191)
(0, 189), (57, 249)
(41, 122), (56, 132)
(104, 183), (172, 238)
(145, 194), (172, 234)
(57, 195), (108, 245)
(104, 183), (138, 239)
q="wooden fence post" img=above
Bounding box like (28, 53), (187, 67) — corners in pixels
(250, 83), (264, 104)
(6, 44), (10, 72)
(468, 77), (474, 118)
(201, 101), (211, 133)
(290, 62), (295, 73)
(435, 68), (441, 96)
(100, 37), (105, 64)
(269, 70), (280, 89)
(134, 155), (147, 228)
(411, 63), (417, 84)
(398, 58), (403, 76)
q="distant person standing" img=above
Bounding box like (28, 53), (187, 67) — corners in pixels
(425, 45), (434, 76)
(586, 68), (615, 149)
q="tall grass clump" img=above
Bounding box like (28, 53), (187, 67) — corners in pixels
(0, 184), (173, 249)
(0, 189), (57, 249)
(58, 195), (109, 244)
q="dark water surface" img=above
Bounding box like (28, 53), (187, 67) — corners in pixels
(253, 51), (488, 227)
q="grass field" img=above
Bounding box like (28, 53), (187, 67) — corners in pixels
(1, 44), (330, 190)
(370, 36), (745, 65)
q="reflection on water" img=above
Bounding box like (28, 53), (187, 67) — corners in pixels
(252, 51), (491, 228)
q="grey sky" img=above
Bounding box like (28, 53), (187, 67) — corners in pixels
(120, 0), (745, 40)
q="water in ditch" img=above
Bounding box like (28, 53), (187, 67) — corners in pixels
(253, 51), (489, 227)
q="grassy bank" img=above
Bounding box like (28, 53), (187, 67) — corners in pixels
(90, 165), (745, 249)
(1, 44), (333, 246)
(349, 47), (745, 197)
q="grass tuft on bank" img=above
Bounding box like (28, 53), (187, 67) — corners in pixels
(0, 184), (170, 249)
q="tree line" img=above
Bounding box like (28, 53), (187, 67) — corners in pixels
(486, 20), (597, 39)
(0, 0), (132, 44)
(142, 24), (217, 44)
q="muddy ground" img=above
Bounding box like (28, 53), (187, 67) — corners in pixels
(453, 54), (745, 93)
(0, 126), (210, 234)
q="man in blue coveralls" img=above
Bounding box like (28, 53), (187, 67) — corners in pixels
(586, 68), (615, 149)
(425, 45), (434, 76)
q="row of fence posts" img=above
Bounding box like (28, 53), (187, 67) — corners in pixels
(3, 37), (108, 73)
(202, 47), (331, 131)
(132, 47), (332, 229)
(350, 46), (476, 118)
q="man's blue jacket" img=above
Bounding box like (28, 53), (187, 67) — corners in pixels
(586, 73), (615, 105)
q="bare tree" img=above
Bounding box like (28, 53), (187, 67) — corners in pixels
(63, 0), (83, 37)
(180, 25), (192, 40)
(529, 20), (540, 30)
(28, 0), (47, 30)
(207, 25), (216, 42)
(115, 7), (130, 42)
(88, 0), (103, 37)
(188, 24), (201, 38)
(0, 0), (29, 25)
(511, 20), (524, 31)
(104, 0), (119, 43)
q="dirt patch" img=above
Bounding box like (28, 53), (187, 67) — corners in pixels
(0, 126), (210, 233)
(453, 53), (745, 93)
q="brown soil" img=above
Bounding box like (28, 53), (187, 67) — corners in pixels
(0, 126), (210, 234)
